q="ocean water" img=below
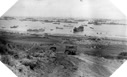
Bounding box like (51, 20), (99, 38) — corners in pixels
(0, 19), (126, 38)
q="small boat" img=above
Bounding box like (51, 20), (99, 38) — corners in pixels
(10, 25), (18, 28)
(63, 25), (73, 28)
(56, 27), (63, 29)
(27, 28), (45, 32)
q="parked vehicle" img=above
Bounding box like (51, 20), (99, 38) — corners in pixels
(65, 45), (77, 55)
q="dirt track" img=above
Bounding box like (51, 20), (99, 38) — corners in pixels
(0, 31), (126, 77)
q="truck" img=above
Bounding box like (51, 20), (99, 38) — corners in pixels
(64, 45), (77, 55)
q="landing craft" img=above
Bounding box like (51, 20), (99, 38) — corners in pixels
(90, 27), (94, 29)
(10, 26), (18, 28)
(73, 26), (84, 33)
(27, 28), (45, 32)
(53, 22), (60, 25)
(1, 26), (5, 28)
(56, 27), (63, 29)
(63, 25), (73, 28)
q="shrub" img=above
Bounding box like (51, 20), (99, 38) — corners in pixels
(1, 55), (13, 66)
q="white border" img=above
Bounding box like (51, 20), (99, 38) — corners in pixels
(0, 0), (126, 77)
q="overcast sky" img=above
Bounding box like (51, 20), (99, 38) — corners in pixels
(3, 0), (126, 19)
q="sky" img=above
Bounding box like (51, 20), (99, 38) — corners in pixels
(3, 0), (126, 19)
